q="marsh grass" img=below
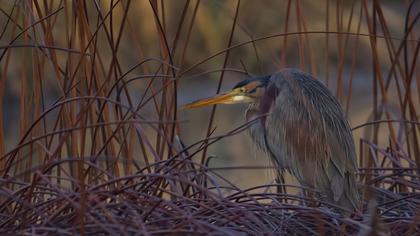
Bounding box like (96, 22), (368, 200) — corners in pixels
(0, 0), (419, 235)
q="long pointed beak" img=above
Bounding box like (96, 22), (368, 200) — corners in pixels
(183, 90), (252, 109)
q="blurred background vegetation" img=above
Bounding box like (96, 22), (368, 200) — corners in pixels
(0, 0), (419, 234)
(1, 0), (417, 187)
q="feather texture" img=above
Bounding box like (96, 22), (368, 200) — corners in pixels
(247, 69), (360, 212)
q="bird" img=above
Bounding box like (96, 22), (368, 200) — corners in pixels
(184, 68), (360, 214)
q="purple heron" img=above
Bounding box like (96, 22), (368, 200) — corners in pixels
(184, 69), (360, 213)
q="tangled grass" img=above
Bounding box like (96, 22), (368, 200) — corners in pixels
(0, 0), (419, 235)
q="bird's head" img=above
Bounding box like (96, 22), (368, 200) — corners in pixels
(183, 75), (271, 109)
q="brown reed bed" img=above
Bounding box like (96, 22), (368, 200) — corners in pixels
(0, 1), (419, 235)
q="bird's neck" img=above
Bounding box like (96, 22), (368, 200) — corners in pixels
(245, 102), (261, 122)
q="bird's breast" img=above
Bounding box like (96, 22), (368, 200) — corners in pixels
(245, 103), (291, 170)
(246, 106), (269, 154)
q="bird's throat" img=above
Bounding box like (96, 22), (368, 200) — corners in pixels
(245, 103), (261, 122)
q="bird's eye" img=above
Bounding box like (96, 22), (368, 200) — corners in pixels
(236, 87), (246, 93)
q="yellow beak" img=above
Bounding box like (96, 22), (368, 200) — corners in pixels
(183, 90), (252, 109)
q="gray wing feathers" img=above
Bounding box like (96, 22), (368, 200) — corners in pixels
(261, 69), (359, 211)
